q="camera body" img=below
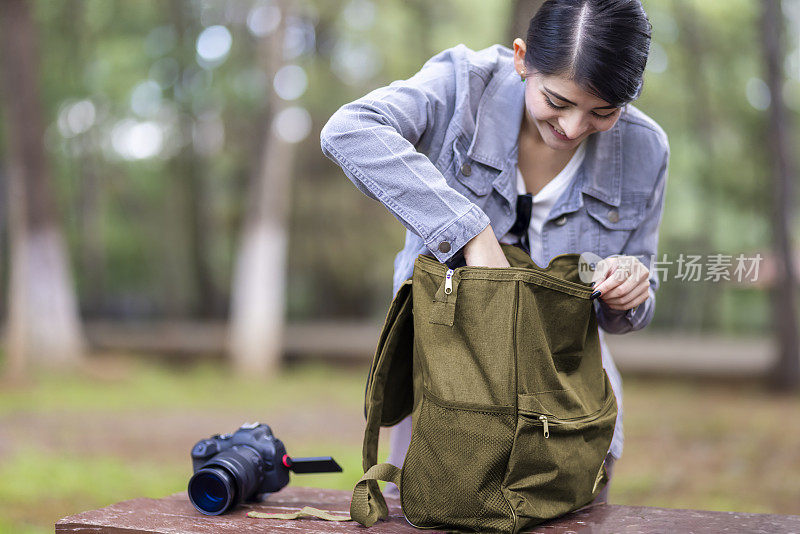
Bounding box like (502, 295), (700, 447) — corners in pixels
(189, 422), (289, 514)
(188, 421), (342, 515)
(191, 422), (290, 494)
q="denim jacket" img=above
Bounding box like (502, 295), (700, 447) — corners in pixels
(321, 43), (669, 460)
(320, 43), (669, 335)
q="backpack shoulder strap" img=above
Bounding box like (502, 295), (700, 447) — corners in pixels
(351, 279), (413, 527)
(350, 463), (402, 526)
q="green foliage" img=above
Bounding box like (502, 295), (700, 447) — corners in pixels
(4, 0), (798, 327)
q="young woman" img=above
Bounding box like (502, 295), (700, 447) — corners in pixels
(321, 0), (668, 505)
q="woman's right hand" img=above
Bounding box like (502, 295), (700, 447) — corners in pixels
(462, 225), (511, 268)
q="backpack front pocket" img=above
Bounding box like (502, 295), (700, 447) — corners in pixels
(502, 378), (617, 527)
(401, 388), (516, 533)
(413, 261), (518, 408)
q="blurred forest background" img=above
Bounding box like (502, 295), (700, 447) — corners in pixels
(0, 0), (799, 532)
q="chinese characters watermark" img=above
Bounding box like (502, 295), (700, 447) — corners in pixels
(578, 252), (763, 284)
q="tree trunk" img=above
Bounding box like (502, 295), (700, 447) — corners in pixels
(0, 0), (85, 378)
(76, 130), (106, 317)
(66, 0), (106, 317)
(761, 0), (800, 391)
(671, 0), (721, 332)
(169, 0), (223, 319)
(507, 0), (545, 47)
(228, 0), (295, 376)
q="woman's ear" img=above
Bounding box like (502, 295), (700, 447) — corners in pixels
(513, 38), (526, 75)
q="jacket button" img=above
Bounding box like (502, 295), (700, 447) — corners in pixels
(460, 162), (472, 176)
(554, 215), (568, 226)
(438, 241), (451, 253)
(607, 209), (619, 223)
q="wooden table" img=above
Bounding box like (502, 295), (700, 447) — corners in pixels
(55, 486), (800, 533)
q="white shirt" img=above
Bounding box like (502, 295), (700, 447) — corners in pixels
(500, 141), (586, 267)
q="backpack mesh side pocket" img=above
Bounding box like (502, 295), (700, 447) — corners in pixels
(401, 389), (516, 533)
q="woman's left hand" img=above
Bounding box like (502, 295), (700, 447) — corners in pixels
(590, 255), (650, 312)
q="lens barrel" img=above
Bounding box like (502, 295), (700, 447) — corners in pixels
(188, 445), (263, 515)
(188, 467), (235, 515)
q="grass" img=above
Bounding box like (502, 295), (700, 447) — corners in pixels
(0, 358), (362, 415)
(1, 357), (799, 533)
(0, 357), (386, 534)
(612, 376), (800, 514)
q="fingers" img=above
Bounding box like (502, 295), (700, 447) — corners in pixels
(600, 268), (647, 302)
(602, 283), (649, 310)
(590, 257), (619, 289)
(591, 258), (627, 296)
(591, 255), (650, 311)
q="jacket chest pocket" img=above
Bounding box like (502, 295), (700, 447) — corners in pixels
(583, 194), (648, 258)
(446, 137), (493, 197)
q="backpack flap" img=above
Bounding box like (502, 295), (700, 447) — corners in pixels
(363, 278), (414, 427)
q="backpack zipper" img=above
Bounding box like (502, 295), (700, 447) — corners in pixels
(444, 269), (454, 294)
(416, 253), (592, 296)
(522, 393), (617, 439)
(539, 415), (550, 438)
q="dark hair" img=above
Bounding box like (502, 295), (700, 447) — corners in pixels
(524, 0), (652, 107)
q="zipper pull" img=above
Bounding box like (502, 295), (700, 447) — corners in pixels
(444, 269), (454, 294)
(539, 415), (550, 438)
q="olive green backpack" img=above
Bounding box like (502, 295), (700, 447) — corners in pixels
(351, 243), (617, 533)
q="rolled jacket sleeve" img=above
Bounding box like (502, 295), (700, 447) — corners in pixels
(595, 143), (669, 334)
(319, 48), (491, 264)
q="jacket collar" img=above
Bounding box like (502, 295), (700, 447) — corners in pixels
(466, 58), (524, 171)
(464, 49), (623, 209)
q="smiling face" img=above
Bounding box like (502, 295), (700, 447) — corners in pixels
(513, 38), (622, 150)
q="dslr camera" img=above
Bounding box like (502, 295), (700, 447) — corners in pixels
(188, 422), (341, 515)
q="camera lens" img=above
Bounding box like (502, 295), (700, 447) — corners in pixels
(188, 467), (235, 515)
(188, 445), (263, 515)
